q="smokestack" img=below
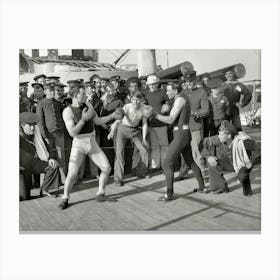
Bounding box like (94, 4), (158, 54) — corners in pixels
(138, 49), (157, 77)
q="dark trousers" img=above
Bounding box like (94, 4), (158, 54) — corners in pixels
(207, 160), (252, 194)
(203, 117), (210, 137)
(23, 158), (60, 193)
(209, 119), (224, 136)
(47, 129), (67, 173)
(114, 124), (148, 182)
(229, 106), (242, 131)
(100, 129), (115, 174)
(163, 129), (205, 196)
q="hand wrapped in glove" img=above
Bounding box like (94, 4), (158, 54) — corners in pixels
(81, 102), (96, 122)
(161, 103), (171, 115)
(111, 107), (125, 121)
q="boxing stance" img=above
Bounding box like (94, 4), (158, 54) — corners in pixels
(59, 88), (121, 210)
(154, 83), (206, 201)
(112, 91), (153, 187)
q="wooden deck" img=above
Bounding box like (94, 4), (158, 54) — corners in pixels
(19, 127), (261, 232)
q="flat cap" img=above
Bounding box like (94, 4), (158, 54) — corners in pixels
(220, 120), (238, 136)
(47, 76), (60, 80)
(67, 80), (79, 84)
(75, 79), (84, 84)
(100, 77), (109, 82)
(55, 83), (67, 88)
(84, 81), (94, 87)
(184, 71), (197, 78)
(139, 76), (147, 81)
(31, 83), (44, 89)
(109, 75), (121, 82)
(34, 74), (47, 81)
(180, 62), (196, 76)
(89, 74), (100, 81)
(44, 82), (56, 89)
(20, 112), (40, 124)
(19, 82), (29, 86)
(201, 73), (211, 80)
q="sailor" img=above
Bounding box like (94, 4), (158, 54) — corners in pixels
(220, 70), (252, 131)
(54, 83), (67, 104)
(46, 76), (60, 84)
(20, 112), (60, 198)
(30, 82), (45, 99)
(200, 73), (212, 137)
(153, 82), (206, 201)
(139, 76), (148, 92)
(36, 82), (67, 182)
(181, 68), (209, 179)
(200, 120), (261, 195)
(109, 75), (126, 101)
(207, 79), (231, 136)
(19, 82), (32, 113)
(33, 74), (47, 85)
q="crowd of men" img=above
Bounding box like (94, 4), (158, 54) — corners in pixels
(19, 66), (261, 209)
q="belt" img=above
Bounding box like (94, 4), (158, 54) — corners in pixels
(173, 124), (189, 131)
(75, 132), (95, 139)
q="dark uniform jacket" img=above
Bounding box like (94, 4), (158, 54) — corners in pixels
(181, 85), (209, 131)
(209, 94), (230, 121)
(220, 81), (252, 108)
(36, 98), (65, 139)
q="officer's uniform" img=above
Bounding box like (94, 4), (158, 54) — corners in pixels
(36, 97), (67, 173)
(181, 84), (209, 172)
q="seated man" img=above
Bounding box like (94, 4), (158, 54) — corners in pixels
(20, 112), (60, 199)
(200, 120), (261, 195)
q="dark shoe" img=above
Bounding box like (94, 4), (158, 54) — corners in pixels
(136, 163), (148, 178)
(243, 190), (253, 196)
(223, 187), (230, 193)
(136, 171), (149, 179)
(212, 189), (224, 194)
(157, 194), (178, 202)
(58, 198), (69, 210)
(149, 168), (161, 174)
(114, 181), (124, 187)
(96, 194), (106, 202)
(174, 176), (188, 182)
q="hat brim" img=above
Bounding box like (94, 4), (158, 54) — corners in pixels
(184, 71), (197, 77)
